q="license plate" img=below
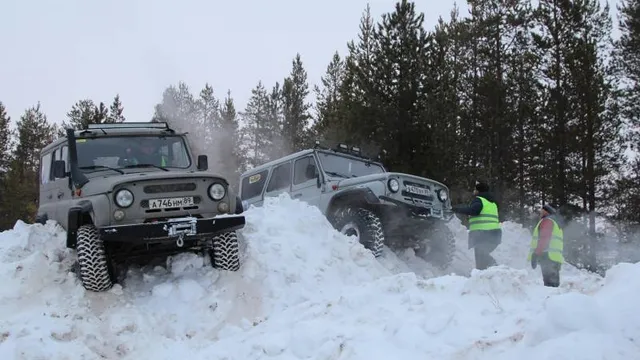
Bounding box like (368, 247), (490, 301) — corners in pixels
(405, 185), (431, 196)
(149, 196), (194, 209)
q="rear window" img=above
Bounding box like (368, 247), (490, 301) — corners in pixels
(241, 170), (268, 200)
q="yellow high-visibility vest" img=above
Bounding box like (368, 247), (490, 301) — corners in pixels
(527, 217), (564, 264)
(469, 196), (501, 231)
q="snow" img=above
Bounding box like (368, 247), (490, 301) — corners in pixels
(0, 193), (638, 359)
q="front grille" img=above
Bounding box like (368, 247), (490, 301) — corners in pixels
(143, 183), (197, 194)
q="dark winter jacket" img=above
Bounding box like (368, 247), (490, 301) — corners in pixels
(452, 191), (502, 249)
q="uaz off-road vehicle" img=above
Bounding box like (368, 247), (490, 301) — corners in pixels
(35, 122), (245, 292)
(238, 142), (456, 269)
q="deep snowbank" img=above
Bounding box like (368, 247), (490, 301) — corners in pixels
(0, 194), (637, 359)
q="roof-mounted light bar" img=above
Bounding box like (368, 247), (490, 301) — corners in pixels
(85, 122), (172, 131)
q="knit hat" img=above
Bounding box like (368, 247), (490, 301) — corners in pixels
(475, 180), (489, 193)
(542, 204), (556, 214)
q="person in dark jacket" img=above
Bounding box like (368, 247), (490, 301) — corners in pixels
(452, 180), (502, 270)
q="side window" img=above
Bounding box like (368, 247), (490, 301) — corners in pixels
(240, 170), (268, 200)
(40, 152), (53, 184)
(266, 162), (292, 192)
(293, 156), (317, 185)
(60, 146), (69, 172)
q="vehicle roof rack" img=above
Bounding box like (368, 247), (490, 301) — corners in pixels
(83, 122), (175, 132)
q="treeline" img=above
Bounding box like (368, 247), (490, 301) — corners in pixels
(1, 0), (639, 253)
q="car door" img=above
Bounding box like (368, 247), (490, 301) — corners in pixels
(290, 154), (322, 208)
(240, 169), (269, 208)
(53, 144), (73, 228)
(37, 150), (56, 222)
(263, 161), (292, 199)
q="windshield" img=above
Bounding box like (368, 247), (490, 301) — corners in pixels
(75, 135), (191, 171)
(318, 152), (385, 178)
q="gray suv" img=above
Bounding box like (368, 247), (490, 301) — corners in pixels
(36, 122), (245, 292)
(238, 142), (456, 269)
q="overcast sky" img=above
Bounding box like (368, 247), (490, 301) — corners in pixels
(1, 0), (619, 129)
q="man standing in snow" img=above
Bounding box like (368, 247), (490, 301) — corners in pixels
(452, 180), (502, 270)
(528, 204), (564, 287)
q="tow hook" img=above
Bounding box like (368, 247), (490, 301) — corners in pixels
(176, 234), (184, 247)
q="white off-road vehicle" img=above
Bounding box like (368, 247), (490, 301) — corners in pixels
(36, 122), (245, 292)
(238, 142), (456, 269)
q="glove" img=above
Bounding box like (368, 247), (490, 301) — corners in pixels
(531, 254), (538, 269)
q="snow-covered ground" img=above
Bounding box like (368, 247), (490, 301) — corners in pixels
(0, 194), (638, 359)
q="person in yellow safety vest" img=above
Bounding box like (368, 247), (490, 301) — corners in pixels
(528, 204), (564, 287)
(125, 138), (168, 168)
(452, 180), (502, 270)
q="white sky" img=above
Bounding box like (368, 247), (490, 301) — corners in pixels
(1, 0), (620, 129)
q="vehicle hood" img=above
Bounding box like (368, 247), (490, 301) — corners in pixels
(333, 173), (390, 187)
(79, 170), (226, 196)
(334, 172), (449, 189)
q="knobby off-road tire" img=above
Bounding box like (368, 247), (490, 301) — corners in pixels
(414, 221), (456, 270)
(209, 231), (241, 271)
(333, 207), (385, 257)
(76, 224), (114, 292)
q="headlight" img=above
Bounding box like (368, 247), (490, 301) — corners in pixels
(115, 189), (134, 208)
(209, 183), (226, 200)
(437, 189), (448, 202)
(388, 178), (400, 192)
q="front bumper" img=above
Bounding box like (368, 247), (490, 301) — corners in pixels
(98, 215), (245, 243)
(379, 196), (454, 221)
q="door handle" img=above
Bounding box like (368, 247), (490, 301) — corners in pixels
(57, 191), (64, 199)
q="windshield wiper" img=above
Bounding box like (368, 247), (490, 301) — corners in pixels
(78, 165), (124, 174)
(122, 163), (169, 171)
(324, 171), (350, 178)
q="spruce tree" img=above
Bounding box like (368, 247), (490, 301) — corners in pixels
(240, 81), (273, 167)
(281, 53), (312, 154)
(108, 94), (126, 123)
(2, 103), (56, 226)
(312, 51), (346, 143)
(219, 90), (244, 183)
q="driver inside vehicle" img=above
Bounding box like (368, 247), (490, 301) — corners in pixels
(124, 138), (169, 167)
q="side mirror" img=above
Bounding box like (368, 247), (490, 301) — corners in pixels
(197, 155), (208, 171)
(53, 160), (66, 178)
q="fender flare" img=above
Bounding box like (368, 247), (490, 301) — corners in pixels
(327, 187), (382, 217)
(234, 195), (244, 214)
(67, 200), (94, 249)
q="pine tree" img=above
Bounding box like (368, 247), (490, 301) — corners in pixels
(219, 90), (244, 184)
(265, 82), (285, 160)
(568, 1), (623, 271)
(108, 94), (126, 123)
(0, 101), (12, 173)
(1, 103), (56, 227)
(63, 99), (99, 129)
(312, 51), (346, 143)
(534, 0), (582, 208)
(240, 81), (274, 167)
(281, 53), (312, 154)
(370, 0), (431, 172)
(616, 0), (640, 145)
(0, 101), (13, 229)
(62, 96), (124, 130)
(338, 4), (383, 155)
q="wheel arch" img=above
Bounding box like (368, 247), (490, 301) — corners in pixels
(326, 187), (386, 220)
(66, 200), (95, 249)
